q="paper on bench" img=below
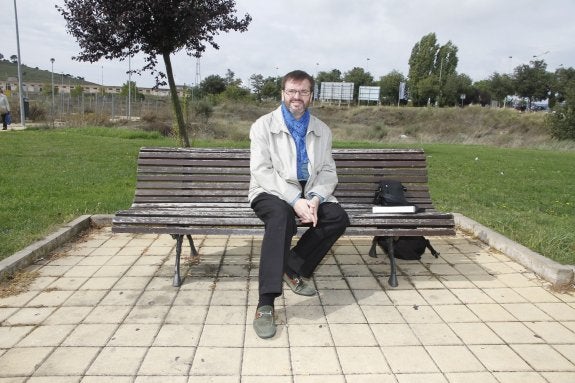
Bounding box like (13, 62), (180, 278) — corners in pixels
(372, 205), (417, 213)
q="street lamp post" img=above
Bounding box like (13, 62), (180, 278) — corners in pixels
(99, 65), (104, 114)
(128, 55), (132, 121)
(50, 58), (55, 124)
(12, 0), (25, 128)
(60, 72), (64, 118)
(438, 56), (444, 107)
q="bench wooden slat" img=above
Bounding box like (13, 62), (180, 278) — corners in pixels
(114, 207), (452, 220)
(112, 225), (455, 238)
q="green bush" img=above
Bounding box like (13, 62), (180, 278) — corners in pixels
(372, 122), (388, 139)
(547, 107), (575, 140)
(193, 100), (214, 122)
(28, 104), (48, 121)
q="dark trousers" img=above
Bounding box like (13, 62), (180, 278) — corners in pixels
(251, 193), (350, 296)
(1, 113), (7, 129)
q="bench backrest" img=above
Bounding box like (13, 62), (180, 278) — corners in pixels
(133, 147), (437, 211)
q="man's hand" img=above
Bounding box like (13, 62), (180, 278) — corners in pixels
(294, 196), (319, 227)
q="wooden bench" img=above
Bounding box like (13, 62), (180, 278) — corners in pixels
(112, 147), (455, 287)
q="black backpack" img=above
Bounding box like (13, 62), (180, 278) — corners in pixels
(371, 179), (438, 260)
(370, 236), (439, 260)
(373, 179), (409, 206)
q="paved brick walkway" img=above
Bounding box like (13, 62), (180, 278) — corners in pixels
(1, 227), (575, 382)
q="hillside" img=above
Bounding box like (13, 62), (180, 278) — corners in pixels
(0, 60), (96, 85)
(206, 102), (574, 150)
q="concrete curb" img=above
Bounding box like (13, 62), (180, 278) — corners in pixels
(1, 213), (573, 288)
(90, 214), (113, 227)
(454, 213), (574, 288)
(0, 215), (91, 280)
(0, 215), (112, 281)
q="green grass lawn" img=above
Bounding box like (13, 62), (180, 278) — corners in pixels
(1, 127), (574, 265)
(0, 127), (176, 258)
(425, 145), (575, 265)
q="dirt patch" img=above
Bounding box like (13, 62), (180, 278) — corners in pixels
(0, 270), (40, 299)
(549, 282), (575, 294)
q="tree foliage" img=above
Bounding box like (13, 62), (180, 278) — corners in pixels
(513, 60), (553, 106)
(316, 69), (342, 83)
(407, 33), (459, 106)
(120, 81), (144, 100)
(249, 74), (264, 96)
(343, 67), (374, 101)
(546, 66), (575, 140)
(70, 85), (84, 98)
(547, 107), (575, 140)
(250, 74), (280, 101)
(408, 33), (438, 106)
(443, 73), (473, 106)
(471, 80), (493, 107)
(485, 73), (514, 106)
(56, 0), (251, 147)
(378, 70), (406, 105)
(224, 69), (242, 87)
(435, 41), (458, 106)
(554, 67), (575, 105)
(200, 75), (227, 96)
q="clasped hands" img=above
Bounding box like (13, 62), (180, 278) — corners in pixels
(294, 196), (320, 227)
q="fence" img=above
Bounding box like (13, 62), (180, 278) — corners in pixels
(7, 93), (170, 123)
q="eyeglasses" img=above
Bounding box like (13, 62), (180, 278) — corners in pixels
(283, 89), (311, 97)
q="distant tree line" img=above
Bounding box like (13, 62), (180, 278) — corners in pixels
(190, 32), (569, 110)
(186, 32), (574, 140)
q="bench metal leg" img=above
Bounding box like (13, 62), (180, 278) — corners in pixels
(173, 235), (184, 287)
(368, 237), (378, 258)
(171, 234), (199, 287)
(187, 234), (198, 256)
(386, 237), (399, 288)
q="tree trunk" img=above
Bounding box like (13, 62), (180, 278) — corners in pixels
(162, 52), (190, 147)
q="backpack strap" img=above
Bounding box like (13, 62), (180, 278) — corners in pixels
(424, 238), (440, 258)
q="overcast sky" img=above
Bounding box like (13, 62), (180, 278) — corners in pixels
(1, 0), (573, 89)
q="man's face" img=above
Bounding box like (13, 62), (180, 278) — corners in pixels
(282, 78), (312, 118)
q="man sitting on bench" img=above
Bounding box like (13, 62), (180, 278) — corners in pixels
(249, 70), (350, 339)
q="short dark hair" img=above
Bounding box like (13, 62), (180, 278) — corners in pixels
(282, 70), (314, 91)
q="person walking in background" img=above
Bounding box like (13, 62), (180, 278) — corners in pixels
(0, 89), (11, 130)
(248, 69), (350, 339)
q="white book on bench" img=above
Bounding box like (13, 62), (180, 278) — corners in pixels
(372, 205), (417, 214)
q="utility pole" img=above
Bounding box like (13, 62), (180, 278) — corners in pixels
(13, 0), (25, 128)
(128, 55), (131, 121)
(195, 57), (201, 86)
(50, 58), (55, 125)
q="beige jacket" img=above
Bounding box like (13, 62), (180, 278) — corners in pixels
(248, 106), (339, 204)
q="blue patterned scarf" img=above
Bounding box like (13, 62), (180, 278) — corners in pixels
(281, 103), (310, 180)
